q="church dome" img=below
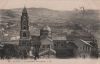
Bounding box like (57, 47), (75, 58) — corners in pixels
(42, 25), (51, 32)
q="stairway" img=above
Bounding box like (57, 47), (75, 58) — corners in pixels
(39, 48), (56, 56)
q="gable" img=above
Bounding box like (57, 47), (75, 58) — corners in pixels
(73, 39), (92, 48)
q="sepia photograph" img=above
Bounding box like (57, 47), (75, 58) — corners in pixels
(0, 0), (100, 64)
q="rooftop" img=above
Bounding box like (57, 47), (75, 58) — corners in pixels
(80, 39), (93, 47)
(52, 36), (66, 40)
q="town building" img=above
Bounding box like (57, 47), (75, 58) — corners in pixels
(66, 30), (98, 58)
(73, 39), (93, 58)
(53, 36), (78, 58)
(53, 36), (67, 58)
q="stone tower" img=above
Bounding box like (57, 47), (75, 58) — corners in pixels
(19, 7), (30, 47)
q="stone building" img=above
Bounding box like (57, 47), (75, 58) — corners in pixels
(18, 7), (56, 58)
(53, 36), (67, 58)
(73, 39), (93, 58)
(66, 30), (98, 58)
(53, 36), (78, 58)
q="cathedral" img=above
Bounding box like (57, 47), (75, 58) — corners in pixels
(19, 7), (98, 58)
(19, 7), (56, 58)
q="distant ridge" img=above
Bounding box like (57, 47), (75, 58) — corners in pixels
(0, 7), (100, 47)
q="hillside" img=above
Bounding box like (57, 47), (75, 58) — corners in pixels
(0, 8), (100, 47)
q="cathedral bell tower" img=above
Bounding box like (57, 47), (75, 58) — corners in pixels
(19, 7), (30, 46)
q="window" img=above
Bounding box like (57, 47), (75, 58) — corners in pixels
(61, 44), (64, 47)
(22, 42), (26, 45)
(23, 26), (26, 29)
(83, 46), (85, 50)
(54, 44), (56, 46)
(23, 32), (27, 37)
(42, 45), (45, 48)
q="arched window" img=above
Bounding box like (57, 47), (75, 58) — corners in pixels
(23, 26), (26, 29)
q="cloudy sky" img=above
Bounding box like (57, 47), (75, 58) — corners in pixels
(0, 0), (100, 11)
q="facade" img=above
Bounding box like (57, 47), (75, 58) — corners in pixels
(53, 36), (78, 58)
(53, 36), (68, 58)
(66, 42), (78, 58)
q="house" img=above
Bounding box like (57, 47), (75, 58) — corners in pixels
(73, 39), (93, 58)
(66, 30), (98, 58)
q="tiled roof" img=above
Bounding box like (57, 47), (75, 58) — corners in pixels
(52, 36), (66, 40)
(80, 39), (93, 47)
(2, 41), (19, 45)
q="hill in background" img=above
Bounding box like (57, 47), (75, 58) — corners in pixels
(0, 7), (100, 47)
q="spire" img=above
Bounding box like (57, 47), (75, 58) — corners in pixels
(22, 6), (27, 14)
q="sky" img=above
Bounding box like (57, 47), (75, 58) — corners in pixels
(0, 0), (100, 11)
